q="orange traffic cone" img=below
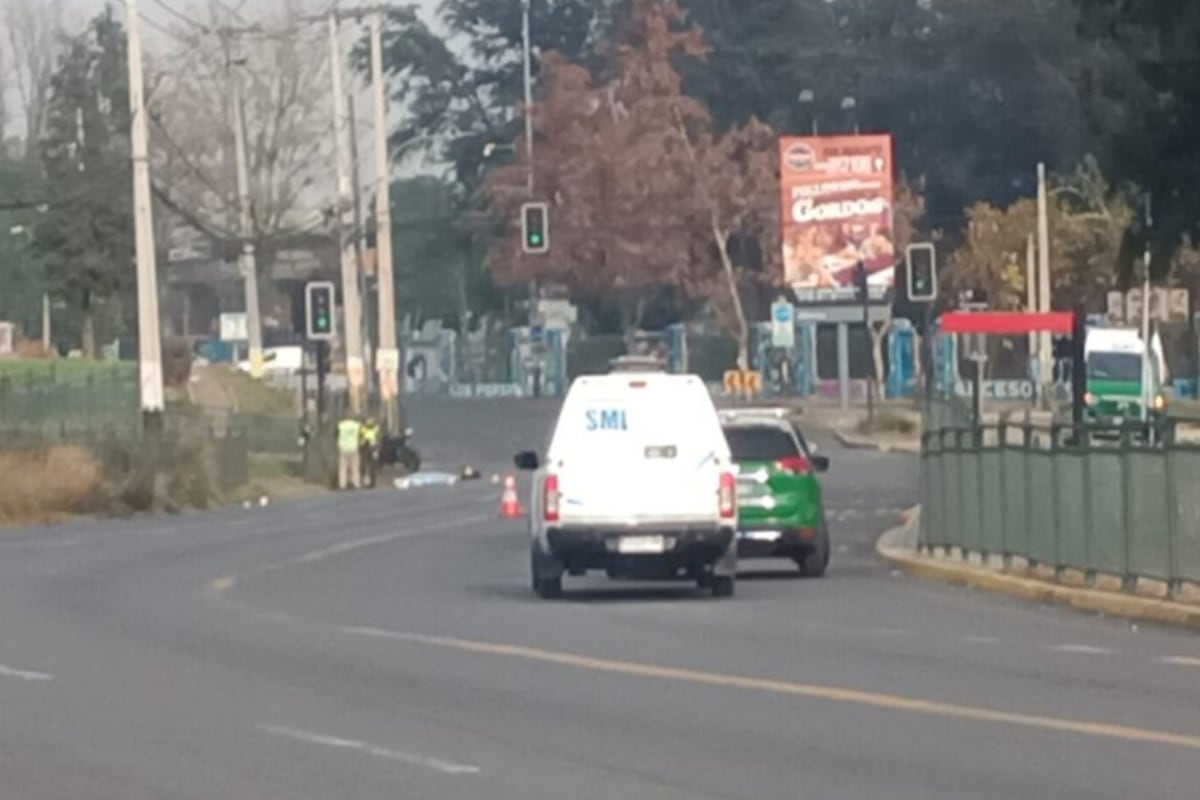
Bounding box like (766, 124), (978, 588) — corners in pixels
(499, 475), (524, 518)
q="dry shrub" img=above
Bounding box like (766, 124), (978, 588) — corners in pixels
(857, 410), (918, 436)
(14, 339), (53, 359)
(163, 428), (220, 511)
(0, 445), (104, 526)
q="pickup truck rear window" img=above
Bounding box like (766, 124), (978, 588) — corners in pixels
(724, 426), (798, 461)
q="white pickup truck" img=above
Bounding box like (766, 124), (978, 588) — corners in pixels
(516, 371), (739, 598)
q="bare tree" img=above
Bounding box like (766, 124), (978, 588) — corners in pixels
(2, 0), (68, 157)
(146, 1), (333, 262)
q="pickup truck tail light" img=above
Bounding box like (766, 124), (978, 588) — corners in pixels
(718, 472), (737, 519)
(775, 455), (811, 475)
(543, 475), (561, 522)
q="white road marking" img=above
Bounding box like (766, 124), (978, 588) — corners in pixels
(0, 664), (54, 682)
(257, 725), (480, 775)
(1048, 644), (1114, 655)
(964, 635), (1001, 645)
(337, 627), (1200, 751)
(1158, 656), (1200, 668)
(208, 508), (495, 597)
(289, 512), (493, 565)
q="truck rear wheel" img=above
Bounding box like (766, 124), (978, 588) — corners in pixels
(530, 543), (563, 599)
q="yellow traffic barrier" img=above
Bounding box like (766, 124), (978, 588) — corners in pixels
(742, 370), (762, 397)
(723, 369), (743, 395)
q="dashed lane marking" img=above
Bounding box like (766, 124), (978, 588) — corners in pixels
(257, 725), (480, 775)
(1048, 644), (1115, 655)
(208, 506), (495, 596)
(0, 664), (54, 682)
(1158, 656), (1200, 668)
(340, 627), (1200, 753)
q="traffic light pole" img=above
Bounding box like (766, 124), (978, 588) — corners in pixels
(859, 262), (875, 426)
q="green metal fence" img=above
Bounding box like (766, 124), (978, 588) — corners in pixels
(0, 364), (138, 436)
(920, 425), (1200, 593)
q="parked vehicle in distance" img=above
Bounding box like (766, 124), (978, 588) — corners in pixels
(516, 370), (739, 598)
(1083, 326), (1168, 435)
(719, 408), (831, 577)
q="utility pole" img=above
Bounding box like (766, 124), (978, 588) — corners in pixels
(1036, 163), (1052, 402)
(328, 7), (365, 414)
(224, 30), (265, 380)
(1026, 233), (1037, 370)
(347, 89), (373, 403)
(370, 9), (402, 432)
(125, 0), (164, 425)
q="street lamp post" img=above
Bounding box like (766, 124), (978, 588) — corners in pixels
(521, 0), (535, 196)
(797, 88), (817, 135)
(841, 95), (858, 134)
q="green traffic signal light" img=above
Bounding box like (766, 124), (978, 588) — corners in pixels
(521, 202), (548, 253)
(305, 281), (336, 340)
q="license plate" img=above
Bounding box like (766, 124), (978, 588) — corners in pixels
(617, 535), (666, 554)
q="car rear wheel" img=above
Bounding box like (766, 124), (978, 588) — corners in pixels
(710, 575), (735, 597)
(797, 519), (831, 578)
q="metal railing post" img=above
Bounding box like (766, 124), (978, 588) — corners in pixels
(1119, 425), (1136, 591)
(1052, 425), (1064, 580)
(1023, 423), (1036, 570)
(998, 422), (1010, 568)
(957, 428), (970, 561)
(976, 424), (988, 563)
(1081, 425), (1095, 586)
(1165, 439), (1181, 599)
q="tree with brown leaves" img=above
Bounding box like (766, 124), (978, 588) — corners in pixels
(485, 0), (779, 366)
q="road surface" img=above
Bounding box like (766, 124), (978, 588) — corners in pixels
(1, 399), (1198, 799)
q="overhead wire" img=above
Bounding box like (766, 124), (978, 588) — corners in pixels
(147, 0), (211, 33)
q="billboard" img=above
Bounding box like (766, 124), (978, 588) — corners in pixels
(778, 134), (896, 301)
(1105, 288), (1189, 326)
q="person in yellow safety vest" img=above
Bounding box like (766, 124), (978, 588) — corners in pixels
(359, 418), (380, 488)
(336, 415), (362, 490)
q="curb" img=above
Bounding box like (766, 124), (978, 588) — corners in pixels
(876, 507), (1200, 631)
(832, 429), (921, 454)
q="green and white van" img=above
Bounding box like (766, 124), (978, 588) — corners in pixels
(1083, 327), (1168, 429)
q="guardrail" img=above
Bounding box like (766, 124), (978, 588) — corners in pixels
(920, 423), (1200, 594)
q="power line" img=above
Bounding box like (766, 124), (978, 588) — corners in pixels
(148, 0), (210, 33)
(136, 10), (186, 41)
(147, 112), (239, 221)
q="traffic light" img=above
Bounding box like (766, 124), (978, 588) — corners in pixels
(521, 202), (549, 254)
(906, 243), (937, 302)
(305, 280), (336, 340)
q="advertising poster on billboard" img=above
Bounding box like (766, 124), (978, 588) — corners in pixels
(778, 134), (895, 303)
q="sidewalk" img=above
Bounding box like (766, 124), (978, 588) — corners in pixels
(878, 508), (1200, 630)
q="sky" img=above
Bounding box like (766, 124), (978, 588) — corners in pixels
(4, 0), (446, 180)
